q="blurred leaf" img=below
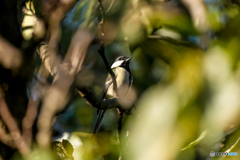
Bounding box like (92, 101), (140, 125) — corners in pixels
(137, 36), (202, 64)
(181, 130), (207, 151)
(52, 139), (74, 160)
(73, 0), (87, 21)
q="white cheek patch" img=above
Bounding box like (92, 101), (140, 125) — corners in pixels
(111, 60), (124, 68)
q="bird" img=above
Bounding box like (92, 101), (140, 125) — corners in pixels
(93, 56), (133, 134)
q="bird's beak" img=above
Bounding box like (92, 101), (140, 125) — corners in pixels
(126, 58), (131, 62)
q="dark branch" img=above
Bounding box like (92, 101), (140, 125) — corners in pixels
(117, 109), (123, 143)
(97, 0), (118, 96)
(77, 85), (134, 113)
(77, 86), (126, 110)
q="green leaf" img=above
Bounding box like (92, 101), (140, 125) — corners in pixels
(181, 130), (207, 151)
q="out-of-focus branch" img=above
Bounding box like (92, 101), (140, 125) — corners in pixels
(34, 0), (84, 148)
(117, 108), (123, 143)
(106, 0), (115, 13)
(0, 94), (29, 155)
(46, 0), (77, 46)
(181, 0), (209, 32)
(0, 36), (22, 70)
(147, 35), (201, 50)
(22, 98), (40, 146)
(36, 28), (94, 147)
(39, 0), (78, 75)
(0, 122), (16, 148)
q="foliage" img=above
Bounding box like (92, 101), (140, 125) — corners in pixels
(1, 0), (240, 160)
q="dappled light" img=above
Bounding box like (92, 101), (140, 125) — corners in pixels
(1, 0), (240, 160)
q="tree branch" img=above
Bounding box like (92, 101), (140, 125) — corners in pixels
(22, 97), (40, 147)
(0, 122), (16, 148)
(106, 0), (115, 13)
(78, 86), (118, 110)
(97, 0), (118, 96)
(77, 85), (134, 112)
(0, 94), (29, 155)
(0, 36), (22, 70)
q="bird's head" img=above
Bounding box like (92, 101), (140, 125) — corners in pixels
(111, 56), (131, 69)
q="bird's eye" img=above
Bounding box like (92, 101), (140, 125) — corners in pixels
(119, 57), (125, 60)
(115, 56), (126, 62)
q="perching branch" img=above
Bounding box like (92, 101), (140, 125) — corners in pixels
(77, 86), (133, 111)
(97, 0), (129, 149)
(117, 108), (124, 143)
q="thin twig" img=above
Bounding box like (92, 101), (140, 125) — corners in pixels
(97, 0), (118, 95)
(97, 1), (123, 159)
(117, 109), (123, 143)
(106, 0), (115, 13)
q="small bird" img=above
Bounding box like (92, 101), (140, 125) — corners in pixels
(93, 56), (133, 133)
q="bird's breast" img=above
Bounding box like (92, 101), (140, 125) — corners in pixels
(107, 67), (131, 98)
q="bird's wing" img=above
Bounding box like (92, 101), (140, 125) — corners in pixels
(100, 75), (113, 100)
(93, 109), (106, 134)
(123, 70), (133, 97)
(94, 77), (112, 133)
(100, 69), (118, 99)
(94, 69), (117, 133)
(129, 72), (133, 87)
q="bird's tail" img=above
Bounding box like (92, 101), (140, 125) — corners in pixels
(93, 110), (106, 134)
